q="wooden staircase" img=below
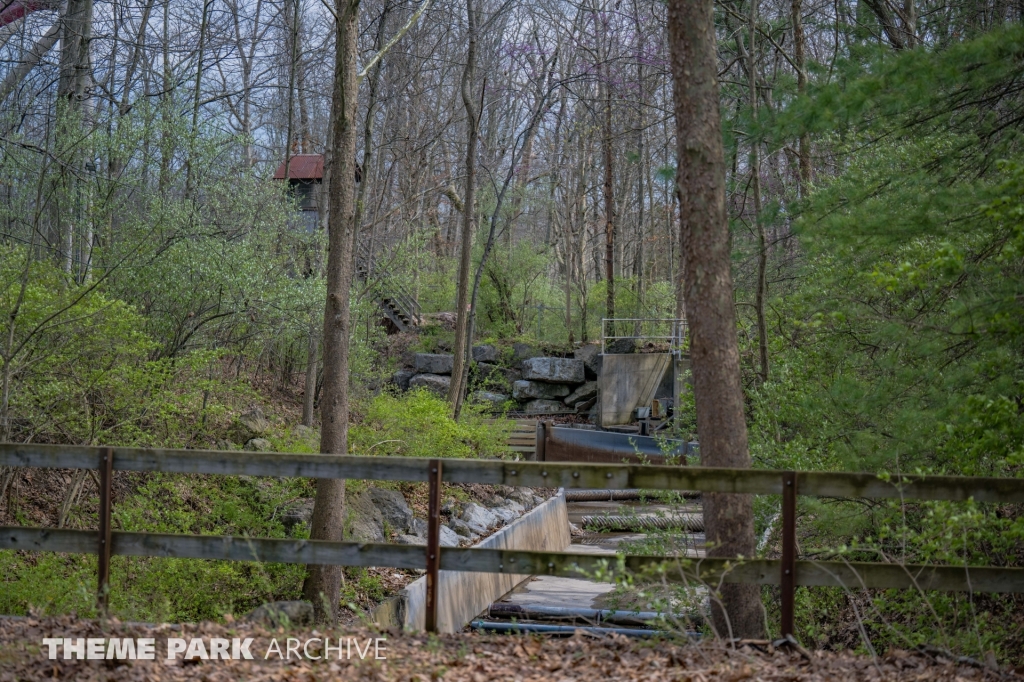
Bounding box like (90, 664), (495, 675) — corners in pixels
(501, 419), (538, 458)
(356, 244), (420, 333)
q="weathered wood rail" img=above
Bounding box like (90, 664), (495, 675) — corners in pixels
(2, 442), (1024, 638)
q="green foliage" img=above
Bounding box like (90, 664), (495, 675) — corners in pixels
(349, 389), (513, 459)
(746, 28), (1024, 661)
(0, 473), (312, 621)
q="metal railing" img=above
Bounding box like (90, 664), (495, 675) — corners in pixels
(2, 442), (1024, 638)
(356, 244), (422, 326)
(601, 318), (687, 356)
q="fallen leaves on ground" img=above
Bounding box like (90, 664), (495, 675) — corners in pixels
(0, 615), (1018, 681)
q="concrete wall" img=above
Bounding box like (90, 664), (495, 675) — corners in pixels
(598, 353), (671, 426)
(373, 491), (570, 634)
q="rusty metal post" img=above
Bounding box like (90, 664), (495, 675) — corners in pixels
(97, 447), (114, 614)
(534, 420), (547, 462)
(781, 471), (797, 638)
(425, 458), (442, 632)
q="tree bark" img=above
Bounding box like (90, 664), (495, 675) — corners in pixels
(602, 61), (615, 326)
(791, 0), (810, 192)
(667, 0), (765, 639)
(747, 0), (769, 384)
(302, 0), (360, 625)
(447, 0), (477, 416)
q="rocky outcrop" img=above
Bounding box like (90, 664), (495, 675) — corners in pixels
(368, 488), (414, 535)
(574, 344), (602, 380)
(238, 406), (269, 435)
(469, 391), (509, 407)
(347, 490), (385, 542)
(472, 344), (499, 363)
(461, 503), (498, 535)
(523, 399), (566, 413)
(391, 368), (415, 391)
(244, 438), (272, 451)
(414, 353), (454, 375)
(521, 357), (585, 384)
(409, 373), (451, 395)
(512, 380), (570, 400)
(564, 380), (598, 405)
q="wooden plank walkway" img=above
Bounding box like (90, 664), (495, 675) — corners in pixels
(485, 418), (536, 457)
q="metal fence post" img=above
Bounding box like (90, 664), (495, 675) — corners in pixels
(781, 471), (797, 638)
(97, 447), (114, 615)
(534, 421), (547, 462)
(425, 458), (442, 632)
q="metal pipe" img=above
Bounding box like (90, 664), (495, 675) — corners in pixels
(488, 603), (666, 626)
(581, 513), (704, 532)
(470, 620), (677, 638)
(564, 488), (700, 502)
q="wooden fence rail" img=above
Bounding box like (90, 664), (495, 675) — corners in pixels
(2, 442), (1024, 638)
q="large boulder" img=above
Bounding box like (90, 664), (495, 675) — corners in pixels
(391, 369), (415, 391)
(472, 344), (499, 363)
(397, 526), (461, 548)
(414, 353), (454, 375)
(292, 424), (315, 440)
(523, 399), (567, 413)
(564, 381), (598, 406)
(238, 406), (269, 436)
(521, 357), (585, 384)
(462, 503), (498, 535)
(439, 525), (461, 547)
(448, 518), (477, 538)
(507, 487), (536, 508)
(512, 380), (570, 401)
(346, 491), (384, 542)
(409, 373), (451, 396)
(244, 438), (272, 452)
(574, 344), (602, 380)
(469, 391), (509, 408)
(473, 362), (504, 383)
(368, 488), (414, 535)
(574, 397), (598, 413)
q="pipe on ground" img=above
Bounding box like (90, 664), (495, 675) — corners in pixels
(488, 603), (665, 626)
(580, 513), (704, 532)
(470, 620), (675, 638)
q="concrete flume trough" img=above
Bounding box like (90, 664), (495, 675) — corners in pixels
(373, 490), (570, 633)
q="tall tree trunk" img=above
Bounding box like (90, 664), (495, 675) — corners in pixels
(447, 0), (477, 416)
(667, 0), (765, 639)
(602, 66), (615, 327)
(58, 0), (93, 277)
(791, 0), (810, 193)
(302, 0), (360, 625)
(747, 0), (769, 384)
(356, 0), (392, 271)
(184, 0), (212, 197)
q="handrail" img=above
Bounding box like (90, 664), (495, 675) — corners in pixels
(5, 444), (1019, 503)
(2, 441), (1023, 636)
(4, 526), (1023, 593)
